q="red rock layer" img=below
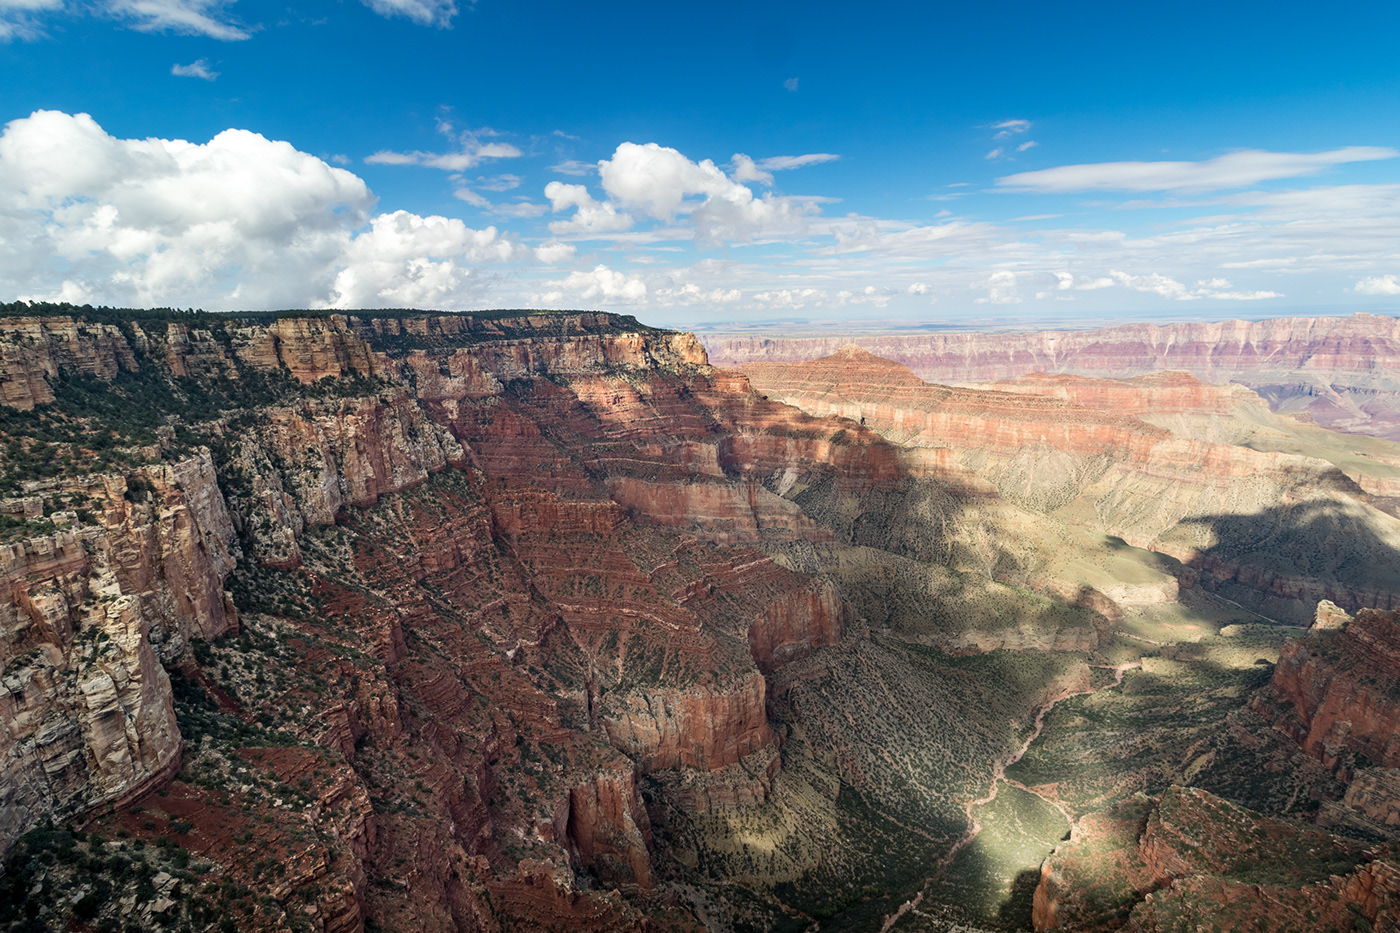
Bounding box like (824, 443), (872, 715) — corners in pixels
(707, 313), (1400, 388)
(742, 347), (1342, 486)
(0, 453), (242, 854)
(1254, 608), (1400, 771)
(988, 370), (1269, 418)
(1034, 786), (1397, 932)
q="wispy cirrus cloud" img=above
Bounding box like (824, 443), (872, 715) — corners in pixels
(367, 120), (522, 171)
(986, 119), (1035, 161)
(0, 0), (63, 41)
(549, 159), (595, 176)
(997, 146), (1398, 193)
(993, 119), (1031, 139)
(359, 0), (456, 28)
(731, 151), (840, 185)
(105, 0), (252, 40)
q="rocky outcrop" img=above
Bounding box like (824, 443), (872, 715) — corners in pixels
(0, 316), (139, 408)
(0, 452), (243, 857)
(988, 370), (1269, 418)
(747, 583), (845, 671)
(707, 314), (1400, 385)
(1253, 608), (1400, 772)
(601, 672), (776, 773)
(1034, 786), (1396, 932)
(742, 348), (1343, 482)
(560, 768), (653, 889)
(0, 531), (181, 856)
(1320, 767), (1400, 837)
(606, 476), (830, 544)
(230, 391), (468, 566)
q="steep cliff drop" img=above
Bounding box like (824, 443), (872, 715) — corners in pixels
(1, 308), (1083, 932)
(6, 308), (1400, 932)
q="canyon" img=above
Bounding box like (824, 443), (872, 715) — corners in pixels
(705, 313), (1400, 441)
(3, 306), (1400, 933)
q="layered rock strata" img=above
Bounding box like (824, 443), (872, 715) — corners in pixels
(0, 309), (898, 931)
(0, 455), (237, 850)
(706, 312), (1400, 440)
(1033, 786), (1399, 932)
(1253, 607), (1400, 773)
(744, 347), (1400, 621)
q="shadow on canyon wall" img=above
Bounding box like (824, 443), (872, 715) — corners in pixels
(1182, 499), (1400, 624)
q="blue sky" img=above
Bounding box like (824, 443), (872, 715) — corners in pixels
(3, 0), (1400, 328)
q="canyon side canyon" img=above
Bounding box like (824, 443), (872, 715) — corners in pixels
(705, 313), (1400, 442)
(3, 306), (1400, 933)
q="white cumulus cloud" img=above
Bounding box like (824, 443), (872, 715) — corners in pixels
(544, 181), (634, 234)
(1356, 274), (1400, 296)
(323, 211), (523, 308)
(598, 142), (740, 221)
(730, 154), (773, 186)
(544, 264), (647, 304)
(753, 288), (826, 309)
(974, 270), (1021, 304)
(588, 141), (819, 244)
(0, 110), (529, 310)
(533, 242), (576, 264)
(653, 282), (742, 306)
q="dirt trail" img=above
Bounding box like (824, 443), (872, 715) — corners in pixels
(878, 661), (1139, 933)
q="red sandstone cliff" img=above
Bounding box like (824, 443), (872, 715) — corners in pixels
(0, 454), (238, 850)
(1253, 608), (1400, 773)
(0, 310), (884, 931)
(1033, 786), (1400, 932)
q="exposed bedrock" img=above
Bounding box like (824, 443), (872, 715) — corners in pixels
(560, 767), (655, 889)
(1253, 607), (1400, 772)
(1034, 787), (1400, 932)
(707, 313), (1400, 441)
(601, 672), (776, 773)
(705, 313), (1400, 383)
(0, 454), (240, 856)
(743, 347), (1400, 622)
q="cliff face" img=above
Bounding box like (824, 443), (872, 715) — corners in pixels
(1252, 608), (1400, 772)
(1033, 786), (1399, 933)
(706, 313), (1400, 440)
(10, 307), (1399, 932)
(0, 309), (898, 932)
(743, 347), (1400, 622)
(988, 370), (1270, 418)
(0, 317), (139, 408)
(0, 454), (236, 850)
